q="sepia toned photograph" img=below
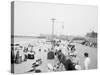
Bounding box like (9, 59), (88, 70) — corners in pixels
(11, 1), (98, 74)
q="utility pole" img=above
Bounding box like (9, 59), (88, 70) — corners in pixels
(61, 22), (64, 35)
(51, 18), (56, 36)
(51, 18), (56, 50)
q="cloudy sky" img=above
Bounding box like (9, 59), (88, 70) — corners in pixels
(14, 1), (98, 36)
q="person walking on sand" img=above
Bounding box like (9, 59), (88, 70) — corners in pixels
(84, 52), (91, 70)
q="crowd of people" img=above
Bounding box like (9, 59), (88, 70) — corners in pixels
(11, 38), (91, 73)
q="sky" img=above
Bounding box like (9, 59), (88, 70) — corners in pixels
(14, 1), (98, 36)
